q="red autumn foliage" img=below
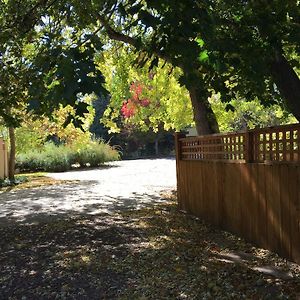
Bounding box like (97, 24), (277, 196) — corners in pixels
(121, 99), (136, 118)
(121, 82), (151, 118)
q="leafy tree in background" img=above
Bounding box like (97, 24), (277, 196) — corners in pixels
(211, 95), (297, 132)
(98, 45), (193, 133)
(94, 0), (299, 134)
(96, 44), (193, 156)
(95, 3), (220, 134)
(15, 99), (95, 155)
(0, 0), (107, 179)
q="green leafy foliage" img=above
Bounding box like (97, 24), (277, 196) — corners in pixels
(14, 102), (119, 172)
(16, 141), (119, 172)
(14, 102), (95, 154)
(1, 0), (299, 137)
(94, 0), (300, 131)
(98, 45), (194, 133)
(0, 0), (108, 128)
(211, 96), (297, 132)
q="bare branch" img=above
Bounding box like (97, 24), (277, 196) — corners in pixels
(97, 14), (177, 67)
(97, 14), (140, 47)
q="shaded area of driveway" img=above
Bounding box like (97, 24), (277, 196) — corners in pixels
(0, 201), (299, 299)
(0, 159), (176, 225)
(0, 158), (299, 299)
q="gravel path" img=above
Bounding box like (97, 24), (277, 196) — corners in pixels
(1, 158), (299, 299)
(0, 159), (176, 225)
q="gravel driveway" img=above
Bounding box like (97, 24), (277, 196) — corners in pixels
(1, 158), (299, 300)
(0, 158), (176, 225)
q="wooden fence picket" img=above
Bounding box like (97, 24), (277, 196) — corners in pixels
(175, 123), (300, 264)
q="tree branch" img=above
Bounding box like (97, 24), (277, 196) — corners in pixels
(97, 14), (140, 47)
(97, 14), (176, 67)
(13, 0), (60, 35)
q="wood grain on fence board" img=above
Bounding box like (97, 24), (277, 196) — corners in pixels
(175, 124), (300, 264)
(176, 160), (300, 264)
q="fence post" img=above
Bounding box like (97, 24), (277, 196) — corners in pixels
(245, 130), (254, 163)
(174, 132), (186, 210)
(175, 132), (185, 162)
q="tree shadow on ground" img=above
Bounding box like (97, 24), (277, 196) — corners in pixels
(0, 195), (299, 300)
(0, 182), (168, 227)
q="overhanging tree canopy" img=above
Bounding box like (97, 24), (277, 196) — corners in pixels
(0, 0), (107, 127)
(1, 0), (299, 135)
(93, 0), (300, 133)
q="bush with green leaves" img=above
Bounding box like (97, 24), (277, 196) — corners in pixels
(16, 141), (119, 172)
(0, 176), (28, 187)
(74, 141), (115, 167)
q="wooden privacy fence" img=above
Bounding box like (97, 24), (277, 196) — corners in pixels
(175, 123), (300, 264)
(0, 138), (8, 179)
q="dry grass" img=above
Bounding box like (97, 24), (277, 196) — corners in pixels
(0, 173), (78, 192)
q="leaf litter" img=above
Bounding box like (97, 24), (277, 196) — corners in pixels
(0, 192), (299, 299)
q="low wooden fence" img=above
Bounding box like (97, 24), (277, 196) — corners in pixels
(175, 124), (300, 264)
(0, 138), (8, 179)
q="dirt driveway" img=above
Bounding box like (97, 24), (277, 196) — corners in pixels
(0, 158), (299, 299)
(0, 158), (176, 225)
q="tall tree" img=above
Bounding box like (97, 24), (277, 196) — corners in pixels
(91, 0), (299, 133)
(97, 44), (193, 133)
(0, 0), (107, 179)
(95, 6), (220, 134)
(201, 0), (300, 119)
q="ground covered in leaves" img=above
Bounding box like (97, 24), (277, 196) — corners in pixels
(0, 195), (299, 300)
(0, 173), (77, 192)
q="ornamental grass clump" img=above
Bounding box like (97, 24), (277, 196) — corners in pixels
(16, 140), (119, 172)
(74, 141), (119, 168)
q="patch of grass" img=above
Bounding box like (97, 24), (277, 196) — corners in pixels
(0, 172), (77, 191)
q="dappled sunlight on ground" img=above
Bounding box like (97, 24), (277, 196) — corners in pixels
(0, 182), (169, 225)
(0, 159), (299, 299)
(0, 201), (299, 299)
(0, 159), (176, 225)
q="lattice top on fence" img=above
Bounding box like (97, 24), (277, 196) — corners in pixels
(252, 124), (299, 163)
(177, 123), (300, 163)
(180, 132), (246, 161)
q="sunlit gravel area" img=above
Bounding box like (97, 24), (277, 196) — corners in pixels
(0, 158), (176, 224)
(0, 158), (299, 299)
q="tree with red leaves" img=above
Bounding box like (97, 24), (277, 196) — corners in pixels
(121, 82), (150, 119)
(99, 45), (194, 133)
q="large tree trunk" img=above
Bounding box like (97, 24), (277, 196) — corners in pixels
(97, 16), (220, 135)
(271, 51), (300, 121)
(188, 86), (220, 135)
(8, 127), (16, 182)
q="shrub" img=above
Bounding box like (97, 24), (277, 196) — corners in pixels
(0, 176), (28, 187)
(16, 140), (119, 173)
(74, 141), (119, 167)
(16, 144), (72, 172)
